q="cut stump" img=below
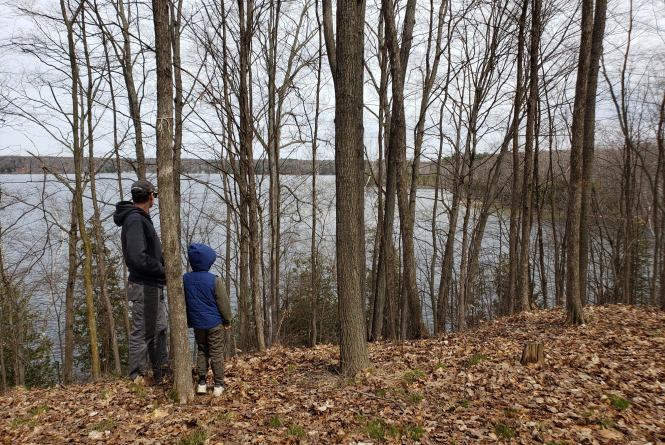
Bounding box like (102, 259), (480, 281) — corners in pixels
(520, 341), (544, 365)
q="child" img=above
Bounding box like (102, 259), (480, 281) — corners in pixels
(183, 243), (232, 397)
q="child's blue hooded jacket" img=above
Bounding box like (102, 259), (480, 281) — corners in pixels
(183, 243), (225, 330)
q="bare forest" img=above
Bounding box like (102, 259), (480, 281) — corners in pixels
(0, 0), (663, 403)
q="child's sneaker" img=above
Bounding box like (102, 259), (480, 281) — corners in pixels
(212, 384), (224, 397)
(196, 378), (207, 394)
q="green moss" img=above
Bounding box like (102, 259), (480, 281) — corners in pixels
(494, 422), (517, 439)
(30, 405), (49, 416)
(269, 415), (284, 429)
(176, 427), (209, 445)
(403, 369), (426, 383)
(285, 422), (306, 438)
(607, 394), (630, 410)
(363, 419), (385, 440)
(465, 354), (489, 366)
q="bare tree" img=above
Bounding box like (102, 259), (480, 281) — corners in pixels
(151, 0), (193, 402)
(322, 0), (371, 374)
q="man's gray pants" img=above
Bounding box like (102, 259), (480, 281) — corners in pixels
(128, 282), (168, 380)
(195, 323), (225, 386)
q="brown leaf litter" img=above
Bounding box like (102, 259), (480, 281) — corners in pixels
(0, 305), (663, 444)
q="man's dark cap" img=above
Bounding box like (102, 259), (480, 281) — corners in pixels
(131, 179), (158, 196)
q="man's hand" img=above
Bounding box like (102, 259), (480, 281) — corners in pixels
(223, 325), (231, 330)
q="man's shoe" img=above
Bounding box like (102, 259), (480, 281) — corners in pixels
(196, 379), (207, 394)
(212, 384), (224, 397)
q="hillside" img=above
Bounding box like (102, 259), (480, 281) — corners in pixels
(0, 305), (663, 444)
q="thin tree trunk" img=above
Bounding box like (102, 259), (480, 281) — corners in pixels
(311, 3), (322, 347)
(383, 0), (428, 338)
(517, 0), (541, 312)
(114, 0), (145, 179)
(508, 0), (528, 316)
(579, 0), (607, 305)
(82, 11), (121, 375)
(565, 0), (594, 325)
(152, 0), (193, 403)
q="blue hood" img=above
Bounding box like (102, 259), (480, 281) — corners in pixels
(188, 243), (217, 272)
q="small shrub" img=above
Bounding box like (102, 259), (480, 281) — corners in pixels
(30, 405), (49, 416)
(101, 389), (110, 398)
(494, 422), (517, 439)
(607, 394), (630, 410)
(169, 389), (180, 404)
(269, 415), (284, 429)
(465, 354), (489, 366)
(459, 399), (470, 408)
(403, 369), (426, 383)
(375, 389), (387, 397)
(363, 419), (386, 440)
(285, 422), (306, 438)
(287, 364), (295, 372)
(176, 427), (209, 445)
(435, 362), (447, 370)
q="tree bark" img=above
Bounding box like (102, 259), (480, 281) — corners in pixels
(508, 0), (528, 316)
(237, 0), (265, 351)
(383, 0), (428, 339)
(152, 0), (193, 402)
(579, 0), (607, 305)
(324, 0), (371, 374)
(565, 0), (594, 325)
(517, 0), (541, 312)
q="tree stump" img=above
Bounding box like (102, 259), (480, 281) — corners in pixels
(520, 341), (544, 365)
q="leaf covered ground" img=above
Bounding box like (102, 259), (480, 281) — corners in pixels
(1, 305), (664, 444)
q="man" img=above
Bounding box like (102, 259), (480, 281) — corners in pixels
(114, 179), (170, 384)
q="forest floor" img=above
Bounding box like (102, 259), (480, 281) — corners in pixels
(1, 305), (664, 444)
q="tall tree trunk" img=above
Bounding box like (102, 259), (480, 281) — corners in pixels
(437, 112), (463, 332)
(508, 0), (528, 316)
(579, 0), (607, 305)
(64, 202), (77, 384)
(368, 8), (387, 341)
(170, 0), (184, 248)
(383, 0), (428, 339)
(266, 0), (281, 347)
(82, 11), (121, 375)
(517, 0), (541, 311)
(152, 0), (193, 402)
(237, 0), (265, 351)
(101, 29), (132, 344)
(565, 0), (594, 325)
(114, 0), (145, 179)
(323, 0), (371, 374)
(311, 4), (322, 347)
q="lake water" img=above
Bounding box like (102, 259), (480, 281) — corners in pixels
(0, 172), (553, 364)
